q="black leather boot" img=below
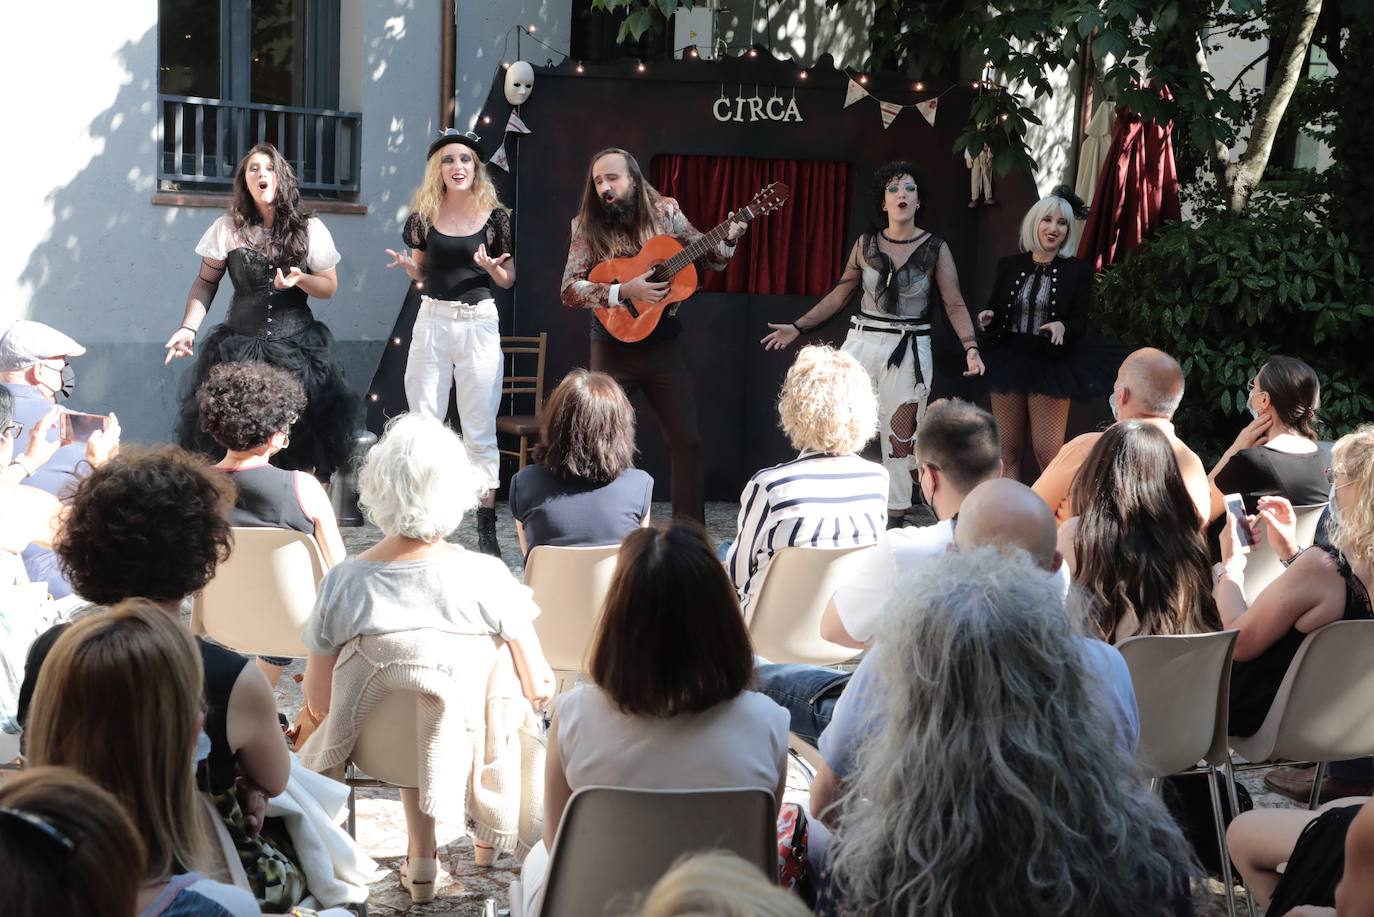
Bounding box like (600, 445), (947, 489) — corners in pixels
(476, 506), (502, 559)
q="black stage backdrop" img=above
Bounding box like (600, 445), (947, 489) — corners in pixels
(461, 53), (1066, 500)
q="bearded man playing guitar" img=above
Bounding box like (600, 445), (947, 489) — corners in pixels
(560, 148), (747, 524)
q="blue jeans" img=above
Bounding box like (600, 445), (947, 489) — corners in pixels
(755, 663), (852, 747)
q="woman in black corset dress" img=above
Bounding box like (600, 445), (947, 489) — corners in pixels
(372, 129), (514, 557)
(165, 143), (360, 479)
(977, 187), (1122, 478)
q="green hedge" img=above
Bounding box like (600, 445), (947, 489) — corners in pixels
(1094, 192), (1374, 464)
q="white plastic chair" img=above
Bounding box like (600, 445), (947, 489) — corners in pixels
(523, 544), (619, 691)
(1118, 630), (1242, 917)
(1230, 619), (1374, 809)
(1242, 503), (1327, 603)
(509, 786), (776, 917)
(190, 527), (325, 658)
(746, 544), (872, 666)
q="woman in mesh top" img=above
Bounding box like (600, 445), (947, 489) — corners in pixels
(165, 143), (359, 480)
(761, 161), (985, 526)
(378, 129), (514, 557)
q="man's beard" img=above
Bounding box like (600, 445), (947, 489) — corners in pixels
(598, 188), (637, 225)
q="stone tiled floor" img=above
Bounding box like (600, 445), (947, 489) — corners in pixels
(285, 501), (1296, 916)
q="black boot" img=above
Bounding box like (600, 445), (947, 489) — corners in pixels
(476, 506), (502, 559)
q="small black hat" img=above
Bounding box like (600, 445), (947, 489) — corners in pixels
(1050, 184), (1090, 220)
(428, 129), (483, 162)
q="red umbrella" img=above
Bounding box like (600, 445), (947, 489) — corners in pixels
(1079, 87), (1182, 272)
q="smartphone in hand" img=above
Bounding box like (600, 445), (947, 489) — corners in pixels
(59, 410), (110, 443)
(1223, 492), (1256, 553)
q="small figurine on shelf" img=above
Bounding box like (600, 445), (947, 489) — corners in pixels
(965, 144), (995, 207)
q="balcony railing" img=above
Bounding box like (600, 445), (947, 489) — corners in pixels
(158, 95), (362, 195)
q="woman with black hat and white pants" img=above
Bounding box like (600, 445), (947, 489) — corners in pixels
(385, 130), (514, 557)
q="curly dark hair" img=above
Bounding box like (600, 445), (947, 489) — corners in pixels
(871, 160), (925, 218)
(196, 361), (306, 451)
(55, 445), (235, 605)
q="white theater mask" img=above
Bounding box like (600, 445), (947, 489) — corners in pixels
(505, 61), (535, 106)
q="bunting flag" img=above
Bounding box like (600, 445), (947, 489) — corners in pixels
(917, 97), (939, 127)
(878, 100), (902, 129)
(506, 110), (532, 134)
(843, 78), (869, 108)
(489, 142), (509, 171)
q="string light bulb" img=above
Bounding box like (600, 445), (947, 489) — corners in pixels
(999, 113), (1009, 122)
(392, 337), (402, 345)
(575, 61), (584, 73)
(971, 80), (981, 89)
(527, 24), (537, 33)
(747, 48), (757, 58)
(637, 61), (646, 72)
(858, 74), (868, 85)
(688, 47), (698, 58)
(500, 62), (508, 70)
(799, 70), (808, 79)
(368, 393), (380, 402)
(482, 115), (492, 124)
(914, 81), (925, 92)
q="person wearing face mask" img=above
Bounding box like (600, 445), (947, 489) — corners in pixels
(1206, 355), (1329, 526)
(562, 148), (747, 524)
(975, 189), (1122, 480)
(0, 321), (121, 598)
(763, 161), (986, 527)
(166, 143), (360, 483)
(374, 129), (515, 557)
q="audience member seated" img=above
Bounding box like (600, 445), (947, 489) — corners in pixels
(0, 765), (147, 917)
(296, 413), (555, 902)
(521, 521), (790, 914)
(197, 360), (347, 686)
(635, 850), (812, 917)
(1208, 355), (1328, 522)
(509, 369), (652, 556)
(725, 345), (887, 614)
(17, 445), (301, 909)
(1034, 346), (1209, 525)
(1217, 425), (1374, 739)
(814, 546), (1189, 916)
(755, 397), (1002, 744)
(26, 599), (261, 916)
(1061, 420), (1222, 641)
(0, 320), (121, 597)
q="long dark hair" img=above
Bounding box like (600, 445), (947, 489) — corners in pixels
(1070, 422), (1221, 641)
(573, 148), (659, 263)
(229, 143), (312, 268)
(538, 369), (636, 484)
(589, 522), (754, 718)
(1258, 355), (1321, 441)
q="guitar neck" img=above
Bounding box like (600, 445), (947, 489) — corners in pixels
(661, 205), (760, 277)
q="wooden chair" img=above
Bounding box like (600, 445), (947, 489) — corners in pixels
(497, 333), (548, 470)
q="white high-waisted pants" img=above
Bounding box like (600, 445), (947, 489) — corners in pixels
(404, 296), (502, 493)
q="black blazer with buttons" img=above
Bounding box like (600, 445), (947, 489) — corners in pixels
(981, 253), (1093, 357)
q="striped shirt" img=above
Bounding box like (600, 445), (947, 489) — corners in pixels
(725, 452), (889, 613)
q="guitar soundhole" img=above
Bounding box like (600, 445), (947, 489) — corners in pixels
(650, 265), (669, 284)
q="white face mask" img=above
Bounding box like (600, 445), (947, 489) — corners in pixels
(1245, 391), (1262, 420)
(1109, 388), (1121, 422)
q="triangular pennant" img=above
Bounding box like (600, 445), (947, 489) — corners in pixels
(878, 100), (902, 129)
(505, 110), (531, 135)
(488, 142), (509, 171)
(843, 78), (869, 108)
(917, 97), (938, 127)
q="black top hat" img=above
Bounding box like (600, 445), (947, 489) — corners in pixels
(428, 129), (483, 162)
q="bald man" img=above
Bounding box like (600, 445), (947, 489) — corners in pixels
(1032, 347), (1210, 525)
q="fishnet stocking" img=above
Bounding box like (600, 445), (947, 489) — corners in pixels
(991, 392), (1029, 481)
(991, 392), (1071, 480)
(1026, 394), (1071, 471)
(887, 400), (920, 460)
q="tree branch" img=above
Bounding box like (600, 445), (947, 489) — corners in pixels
(1191, 32), (1237, 192)
(1225, 48), (1271, 94)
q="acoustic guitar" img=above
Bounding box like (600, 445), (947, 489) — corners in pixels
(591, 182), (790, 343)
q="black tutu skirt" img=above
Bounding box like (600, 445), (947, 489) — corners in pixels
(175, 321), (362, 478)
(980, 330), (1128, 401)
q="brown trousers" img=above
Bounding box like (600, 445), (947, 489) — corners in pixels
(590, 336), (704, 523)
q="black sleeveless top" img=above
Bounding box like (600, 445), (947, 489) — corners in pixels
(1229, 544), (1374, 737)
(224, 248), (315, 339)
(198, 638), (251, 794)
(403, 210), (513, 304)
(223, 465), (315, 534)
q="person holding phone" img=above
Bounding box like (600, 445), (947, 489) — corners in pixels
(165, 143), (360, 480)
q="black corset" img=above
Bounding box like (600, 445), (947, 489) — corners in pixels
(223, 248), (315, 338)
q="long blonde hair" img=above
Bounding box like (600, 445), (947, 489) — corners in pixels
(26, 599), (210, 882)
(1330, 424), (1374, 569)
(408, 140), (508, 235)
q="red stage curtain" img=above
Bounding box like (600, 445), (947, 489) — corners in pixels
(650, 154), (852, 296)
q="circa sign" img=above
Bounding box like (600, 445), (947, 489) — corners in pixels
(712, 89), (804, 123)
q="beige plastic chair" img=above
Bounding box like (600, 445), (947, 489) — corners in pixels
(1118, 630), (1242, 917)
(1230, 619), (1374, 809)
(343, 688), (422, 838)
(190, 527), (326, 658)
(509, 786), (776, 917)
(746, 544), (872, 666)
(1242, 503), (1326, 603)
(523, 544), (620, 691)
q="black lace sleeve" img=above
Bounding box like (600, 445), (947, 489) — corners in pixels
(487, 209), (513, 259)
(402, 213), (427, 252)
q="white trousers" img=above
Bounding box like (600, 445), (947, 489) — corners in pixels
(842, 319), (932, 512)
(404, 296), (503, 492)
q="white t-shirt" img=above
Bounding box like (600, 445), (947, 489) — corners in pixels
(195, 214), (342, 273)
(832, 520), (955, 643)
